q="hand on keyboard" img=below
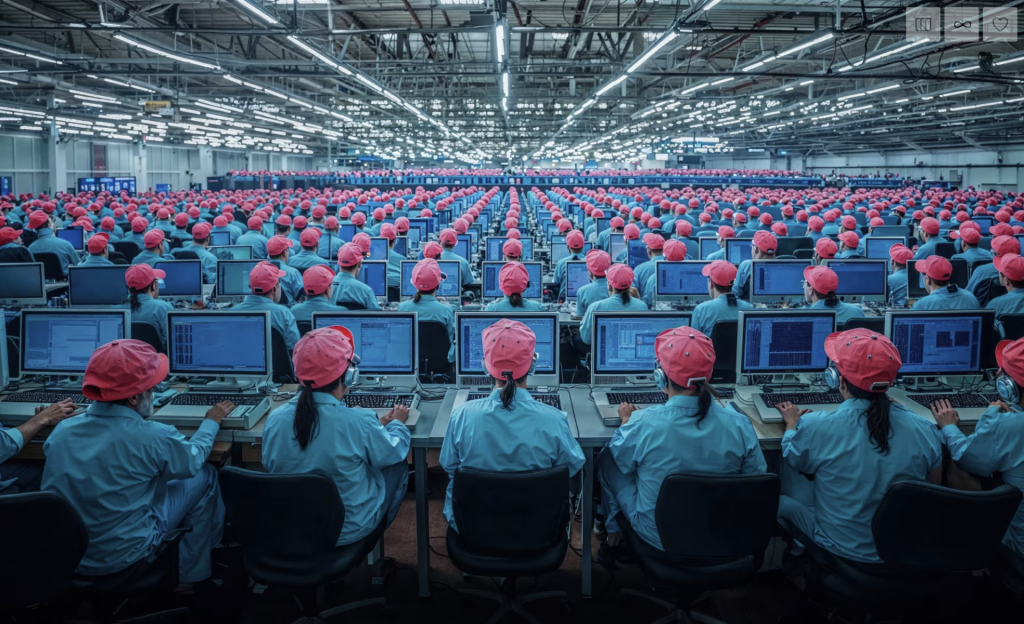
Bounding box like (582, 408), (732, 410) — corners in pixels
(381, 404), (409, 427)
(775, 402), (811, 429)
(33, 399), (78, 426)
(205, 400), (237, 425)
(929, 399), (959, 428)
(618, 402), (639, 425)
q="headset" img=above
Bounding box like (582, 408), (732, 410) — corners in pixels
(824, 365), (841, 390)
(343, 353), (361, 387)
(501, 352), (538, 380)
(654, 360), (707, 390)
(996, 370), (1020, 404)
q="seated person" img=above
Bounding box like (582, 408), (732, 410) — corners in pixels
(814, 237), (838, 266)
(734, 231), (778, 299)
(642, 239), (688, 307)
(690, 260), (752, 336)
(987, 254), (1024, 336)
(836, 231), (863, 259)
(132, 230), (173, 267)
(398, 259), (456, 362)
(331, 243), (382, 311)
(0, 226), (35, 263)
(703, 226), (734, 262)
(913, 217), (942, 259)
(81, 233), (113, 265)
(124, 264), (174, 349)
(912, 256), (980, 310)
(486, 262), (543, 311)
(289, 228), (331, 271)
(613, 223), (640, 263)
(26, 211), (79, 277)
(266, 235), (304, 305)
(888, 244), (913, 306)
(803, 265), (866, 326)
(579, 264), (648, 345)
(967, 235), (1019, 297)
(576, 250), (612, 318)
(290, 265), (341, 323)
(631, 233), (666, 297)
(554, 230), (588, 300)
(169, 223), (217, 284)
(1, 400), (76, 494)
(232, 261), (301, 352)
(438, 228), (474, 286)
(950, 227), (992, 265)
(263, 326), (410, 545)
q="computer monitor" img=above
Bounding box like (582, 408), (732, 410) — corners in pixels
(454, 236), (471, 262)
(610, 234), (625, 260)
(654, 261), (713, 304)
(884, 310), (996, 377)
(865, 237), (905, 260)
(456, 312), (559, 386)
(367, 237), (388, 261)
(627, 239), (648, 269)
(485, 236), (505, 261)
(67, 266), (130, 306)
(56, 227), (84, 251)
(726, 238), (754, 265)
(870, 225), (912, 239)
(209, 245), (253, 260)
(699, 237), (721, 260)
(0, 263), (46, 306)
(216, 259), (261, 300)
(152, 260), (204, 300)
(566, 261), (590, 301)
(749, 260), (812, 304)
(167, 310), (271, 388)
(477, 212), (490, 232)
(595, 216), (612, 237)
(312, 311), (417, 385)
(822, 259), (888, 303)
(971, 216), (994, 235)
(590, 311), (692, 384)
(407, 218), (429, 244)
(466, 226), (480, 250)
(338, 223), (357, 242)
(400, 260), (461, 299)
(544, 222), (560, 242)
(481, 261), (543, 300)
(354, 260), (388, 303)
(20, 309), (129, 377)
(550, 241), (593, 266)
(737, 310), (836, 376)
(210, 231), (232, 247)
(519, 237), (533, 261)
(393, 236), (408, 257)
(906, 258), (969, 298)
(405, 227), (421, 249)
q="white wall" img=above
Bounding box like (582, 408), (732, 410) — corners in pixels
(213, 149), (247, 174)
(0, 132), (48, 195)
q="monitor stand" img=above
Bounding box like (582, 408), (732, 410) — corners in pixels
(47, 376), (83, 392)
(203, 377), (256, 391)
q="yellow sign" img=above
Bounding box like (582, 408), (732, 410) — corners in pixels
(144, 100), (172, 112)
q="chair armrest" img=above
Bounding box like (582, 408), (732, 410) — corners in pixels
(161, 525), (194, 545)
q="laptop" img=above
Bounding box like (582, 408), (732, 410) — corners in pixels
(311, 311), (421, 429)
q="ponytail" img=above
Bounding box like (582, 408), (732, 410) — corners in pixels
(128, 287), (142, 312)
(293, 376), (343, 450)
(413, 287), (437, 303)
(848, 384), (892, 455)
(509, 292), (524, 308)
(668, 378), (720, 428)
(498, 372), (528, 410)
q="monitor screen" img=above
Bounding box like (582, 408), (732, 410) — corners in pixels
(593, 313), (691, 374)
(627, 239), (648, 269)
(825, 260), (888, 296)
(56, 227), (84, 251)
(751, 261), (811, 299)
(67, 266), (130, 306)
(210, 231), (232, 247)
(457, 314), (557, 375)
(865, 237), (904, 260)
(21, 310), (127, 374)
(610, 234), (625, 260)
(656, 261), (711, 296)
(405, 228), (421, 248)
(908, 259), (969, 296)
(209, 245), (253, 261)
(153, 260), (203, 297)
(889, 312), (989, 376)
(216, 260), (260, 297)
(482, 262), (542, 300)
(338, 224), (356, 242)
(486, 237), (504, 261)
(466, 227), (479, 250)
(551, 241), (593, 266)
(566, 261), (590, 299)
(971, 216), (993, 235)
(700, 238), (721, 260)
(407, 219), (429, 243)
(355, 261), (387, 297)
(545, 223), (560, 242)
(726, 239), (753, 265)
(739, 312), (835, 374)
(0, 263), (45, 303)
(595, 217), (612, 237)
(454, 237), (470, 261)
(400, 260), (461, 298)
(520, 237), (533, 261)
(367, 237), (388, 261)
(313, 313), (415, 375)
(393, 237), (407, 257)
(168, 312), (269, 376)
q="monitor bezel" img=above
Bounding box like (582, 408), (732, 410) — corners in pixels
(736, 309), (837, 376)
(699, 237), (721, 260)
(749, 259), (813, 304)
(354, 259), (389, 302)
(864, 236), (907, 260)
(215, 259), (262, 300)
(367, 237), (389, 262)
(209, 230), (233, 247)
(151, 259), (204, 300)
(166, 310), (272, 379)
(455, 311), (560, 386)
(821, 258), (889, 303)
(565, 260), (590, 301)
(208, 245), (253, 260)
(19, 308), (130, 377)
(0, 262), (46, 306)
(480, 261), (544, 301)
(626, 238), (648, 269)
(311, 310), (419, 383)
(653, 260), (713, 303)
(906, 258), (969, 298)
(726, 238), (753, 266)
(590, 310), (693, 383)
(56, 226), (85, 251)
(883, 309), (996, 377)
(610, 233), (626, 260)
(67, 265), (130, 307)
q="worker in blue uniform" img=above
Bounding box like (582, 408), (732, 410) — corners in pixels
(0, 400), (76, 494)
(554, 230), (588, 300)
(579, 264), (648, 345)
(950, 227), (992, 265)
(487, 261), (544, 311)
(804, 265), (867, 326)
(237, 216), (269, 259)
(266, 235), (305, 305)
(967, 236), (1019, 296)
(289, 229), (331, 272)
(438, 228), (474, 287)
(331, 243), (382, 311)
(81, 234), (114, 265)
(232, 261), (301, 352)
(26, 211), (79, 277)
(913, 217), (942, 260)
(123, 264), (175, 349)
(398, 259), (456, 362)
(290, 265), (341, 323)
(987, 254), (1024, 336)
(888, 243), (912, 306)
(170, 222), (217, 284)
(734, 231), (778, 300)
(576, 250), (612, 318)
(690, 260), (752, 336)
(632, 233), (667, 297)
(642, 239), (689, 307)
(912, 255), (980, 310)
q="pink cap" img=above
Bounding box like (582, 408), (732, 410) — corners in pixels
(718, 226), (735, 239)
(411, 259), (445, 291)
(624, 223), (641, 240)
(649, 218), (662, 230)
(247, 216), (264, 231)
(959, 228), (981, 245)
(28, 211), (49, 229)
(300, 228), (321, 248)
(338, 242), (364, 267)
(586, 250), (612, 277)
(808, 216), (824, 232)
(499, 262), (530, 296)
(395, 217), (410, 233)
(351, 212), (367, 226)
(293, 327), (356, 389)
(379, 223), (397, 241)
(919, 217), (940, 236)
(372, 208), (384, 221)
(352, 233), (371, 253)
(643, 233), (665, 250)
(803, 266), (839, 295)
(248, 260), (286, 294)
(557, 219), (573, 233)
(0, 227), (18, 246)
(503, 238), (523, 258)
(675, 220), (693, 237)
(125, 264), (166, 290)
(142, 229), (165, 251)
(994, 253), (1024, 281)
(174, 213), (189, 227)
(267, 235), (294, 257)
(131, 217), (149, 233)
(889, 244), (914, 264)
(838, 231), (860, 249)
(302, 264), (336, 296)
(663, 239), (687, 261)
(422, 241), (443, 259)
(753, 231), (778, 253)
(993, 235), (1022, 256)
(702, 260), (736, 288)
(482, 319), (537, 380)
(996, 338), (1024, 387)
(293, 216), (308, 228)
(841, 215), (857, 230)
(815, 238), (838, 259)
(87, 233), (110, 254)
(566, 230), (585, 249)
(276, 214), (292, 226)
(771, 223), (788, 237)
(656, 327), (716, 388)
(312, 206), (327, 219)
(917, 255), (953, 281)
(759, 214), (773, 226)
(100, 216), (115, 230)
(191, 222), (211, 240)
(824, 329), (902, 392)
(82, 340), (168, 402)
(606, 264), (634, 290)
(439, 228), (458, 246)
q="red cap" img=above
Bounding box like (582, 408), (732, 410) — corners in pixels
(395, 217), (409, 233)
(606, 264), (634, 290)
(248, 260), (286, 294)
(439, 228), (458, 246)
(675, 220), (693, 237)
(656, 327), (715, 388)
(870, 217), (885, 227)
(157, 208), (170, 220)
(808, 216), (824, 232)
(557, 218), (573, 233)
(300, 228), (321, 248)
(733, 213), (747, 224)
(994, 253), (1024, 281)
(352, 233), (371, 253)
(312, 206), (327, 219)
(503, 238), (522, 258)
(917, 255), (953, 281)
(996, 338), (1024, 387)
(759, 213), (773, 225)
(411, 258), (445, 291)
(772, 223), (788, 237)
(87, 233), (110, 254)
(82, 339), (169, 402)
(841, 215), (857, 230)
(753, 231), (778, 254)
(889, 244), (914, 264)
(643, 233), (665, 250)
(702, 260), (737, 288)
(125, 264), (166, 290)
(191, 222), (211, 241)
(663, 239), (687, 261)
(247, 216), (264, 231)
(0, 227), (18, 246)
(506, 228), (521, 240)
(648, 218), (662, 230)
(959, 228), (981, 245)
(293, 326), (355, 390)
(302, 264), (336, 296)
(276, 214), (292, 226)
(992, 235), (1021, 256)
(337, 242), (364, 267)
(838, 231), (860, 250)
(214, 216), (228, 227)
(586, 250), (612, 277)
(566, 230), (585, 249)
(379, 223), (397, 241)
(100, 217), (115, 231)
(803, 265), (839, 295)
(351, 212), (366, 226)
(498, 262), (530, 296)
(824, 329), (902, 392)
(28, 211), (49, 229)
(372, 208), (384, 221)
(267, 235), (294, 257)
(718, 226), (735, 239)
(130, 217), (148, 233)
(422, 241), (443, 259)
(815, 238), (838, 259)
(919, 217), (940, 236)
(174, 213), (189, 227)
(610, 216), (625, 229)
(624, 223), (641, 240)
(293, 216), (308, 228)
(483, 319), (537, 380)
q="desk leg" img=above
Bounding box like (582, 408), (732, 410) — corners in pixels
(581, 447), (594, 598)
(414, 447), (431, 598)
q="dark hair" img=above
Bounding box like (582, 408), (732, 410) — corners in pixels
(498, 372), (529, 410)
(175, 250), (200, 260)
(847, 383), (892, 455)
(667, 378), (720, 428)
(709, 280), (737, 305)
(814, 288), (840, 306)
(276, 225), (290, 235)
(1009, 277), (1024, 289)
(508, 292), (524, 307)
(413, 288), (436, 303)
(293, 375), (343, 450)
(613, 287), (631, 305)
(128, 280), (156, 312)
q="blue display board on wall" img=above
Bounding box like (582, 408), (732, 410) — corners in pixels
(77, 176), (137, 194)
(0, 176), (11, 196)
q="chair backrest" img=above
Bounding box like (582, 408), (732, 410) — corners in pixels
(978, 237), (993, 251)
(0, 492), (89, 609)
(968, 258), (992, 276)
(34, 252), (64, 281)
(131, 322), (165, 354)
(167, 237), (183, 251)
(975, 276), (1007, 308)
(296, 320), (313, 337)
(793, 248), (815, 260)
(452, 466), (570, 556)
(998, 314), (1024, 340)
(270, 327), (294, 383)
(112, 241), (140, 263)
(872, 482), (1022, 571)
(735, 229), (755, 239)
(7, 335), (19, 378)
(418, 320), (452, 381)
(336, 300), (366, 311)
(841, 316), (885, 334)
(219, 467), (345, 567)
(655, 473), (780, 560)
(933, 242), (955, 259)
(709, 320), (737, 384)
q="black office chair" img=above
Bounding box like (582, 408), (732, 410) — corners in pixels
(975, 276), (1007, 308)
(271, 327), (295, 383)
(841, 316), (885, 334)
(0, 492), (89, 615)
(131, 322), (166, 355)
(296, 320), (313, 337)
(617, 473), (780, 624)
(446, 467), (571, 624)
(418, 320), (452, 384)
(709, 320), (737, 384)
(166, 238), (183, 252)
(387, 285), (400, 303)
(6, 336), (19, 379)
(793, 248), (815, 260)
(968, 258), (992, 276)
(336, 300), (366, 311)
(999, 314), (1024, 341)
(776, 236), (813, 257)
(934, 242), (955, 259)
(794, 482), (1021, 621)
(218, 467), (387, 624)
(34, 251), (64, 281)
(113, 241), (140, 263)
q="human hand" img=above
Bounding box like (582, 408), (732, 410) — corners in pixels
(777, 402), (809, 429)
(617, 403), (638, 425)
(33, 399), (78, 426)
(205, 400), (236, 424)
(930, 399), (960, 428)
(381, 404), (410, 425)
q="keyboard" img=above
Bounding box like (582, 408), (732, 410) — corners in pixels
(607, 392), (667, 405)
(169, 394), (266, 406)
(2, 391), (91, 404)
(468, 392), (562, 409)
(906, 393), (1000, 410)
(344, 393), (415, 409)
(759, 392), (845, 409)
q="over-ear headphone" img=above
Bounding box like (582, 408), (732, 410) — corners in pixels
(344, 353), (361, 387)
(824, 365), (840, 390)
(996, 371), (1020, 404)
(654, 361), (668, 390)
(528, 352), (538, 376)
